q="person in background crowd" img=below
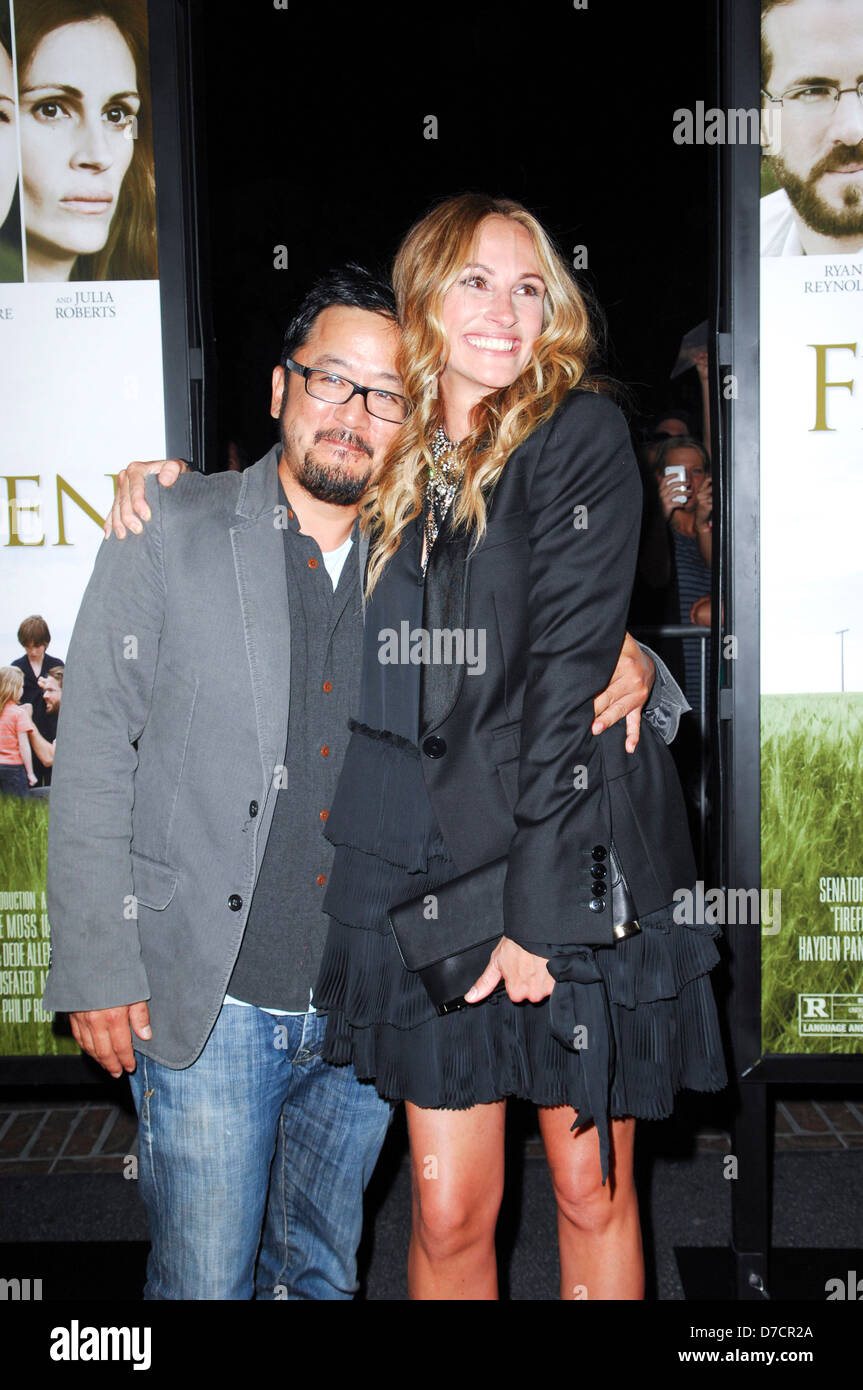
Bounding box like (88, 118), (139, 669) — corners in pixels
(637, 435), (712, 708)
(643, 435), (713, 699)
(11, 616), (64, 786)
(636, 435), (713, 843)
(630, 408), (696, 629)
(0, 666), (38, 795)
(640, 407), (693, 472)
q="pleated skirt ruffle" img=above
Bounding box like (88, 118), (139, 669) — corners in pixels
(314, 900), (728, 1121)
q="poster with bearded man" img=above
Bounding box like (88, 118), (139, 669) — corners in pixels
(759, 0), (863, 1054)
(761, 0), (863, 254)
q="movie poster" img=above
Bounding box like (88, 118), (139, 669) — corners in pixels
(759, 0), (863, 1053)
(0, 0), (166, 1056)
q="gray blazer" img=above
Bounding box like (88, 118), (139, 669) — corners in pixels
(43, 442), (685, 1068)
(43, 446), (364, 1066)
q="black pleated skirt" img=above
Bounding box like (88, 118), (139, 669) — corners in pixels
(315, 723), (728, 1171)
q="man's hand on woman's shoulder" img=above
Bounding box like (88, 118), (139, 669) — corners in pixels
(104, 459), (189, 540)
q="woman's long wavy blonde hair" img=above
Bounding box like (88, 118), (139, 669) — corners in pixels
(362, 193), (605, 595)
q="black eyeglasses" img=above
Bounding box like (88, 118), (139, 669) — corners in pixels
(284, 358), (411, 423)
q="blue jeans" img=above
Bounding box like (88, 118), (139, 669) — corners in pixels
(128, 1003), (392, 1300)
(0, 765), (29, 797)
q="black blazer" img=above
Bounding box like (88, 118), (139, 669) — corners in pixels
(416, 388), (696, 950)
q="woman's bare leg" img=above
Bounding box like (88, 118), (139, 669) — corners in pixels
(538, 1108), (643, 1301)
(405, 1099), (506, 1300)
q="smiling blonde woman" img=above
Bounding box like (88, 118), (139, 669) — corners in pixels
(314, 193), (727, 1301)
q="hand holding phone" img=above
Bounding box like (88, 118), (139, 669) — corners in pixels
(659, 464), (689, 518)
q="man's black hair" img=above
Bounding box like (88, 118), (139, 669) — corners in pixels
(280, 263), (397, 368)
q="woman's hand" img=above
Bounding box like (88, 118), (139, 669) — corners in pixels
(465, 937), (554, 1005)
(591, 631), (654, 751)
(689, 595), (711, 628)
(694, 475), (712, 531)
(104, 459), (189, 540)
(657, 471), (690, 521)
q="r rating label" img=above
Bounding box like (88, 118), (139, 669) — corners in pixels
(798, 993), (863, 1035)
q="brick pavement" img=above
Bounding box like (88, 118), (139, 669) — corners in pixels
(0, 1101), (138, 1176)
(2, 1098), (862, 1173)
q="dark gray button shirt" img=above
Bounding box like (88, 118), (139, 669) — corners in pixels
(227, 499), (363, 1011)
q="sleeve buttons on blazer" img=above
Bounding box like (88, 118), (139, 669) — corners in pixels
(249, 801), (259, 817)
(592, 879), (607, 895)
(588, 898), (606, 913)
(591, 845), (607, 861)
(228, 894), (243, 912)
(590, 862), (607, 879)
(422, 736), (447, 758)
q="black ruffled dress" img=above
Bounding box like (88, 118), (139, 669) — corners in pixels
(315, 518), (726, 1182)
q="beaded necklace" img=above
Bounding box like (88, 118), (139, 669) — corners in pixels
(422, 425), (463, 575)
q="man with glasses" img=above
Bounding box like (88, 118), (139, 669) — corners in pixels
(761, 0), (863, 255)
(45, 265), (684, 1300)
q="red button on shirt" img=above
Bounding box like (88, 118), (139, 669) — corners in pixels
(322, 681), (332, 693)
(317, 874), (327, 887)
(308, 557), (318, 569)
(319, 809), (329, 821)
(320, 746), (329, 757)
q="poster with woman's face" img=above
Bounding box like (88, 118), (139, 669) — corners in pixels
(0, 1), (167, 1060)
(6, 0), (157, 283)
(0, 0), (23, 280)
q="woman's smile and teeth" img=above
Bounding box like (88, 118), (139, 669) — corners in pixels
(464, 334), (521, 354)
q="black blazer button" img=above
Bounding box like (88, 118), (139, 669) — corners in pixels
(249, 801), (259, 817)
(422, 735), (447, 758)
(588, 897), (606, 912)
(228, 894), (243, 911)
(591, 862), (607, 879)
(592, 879), (608, 895)
(591, 845), (607, 861)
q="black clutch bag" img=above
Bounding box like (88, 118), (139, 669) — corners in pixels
(387, 845), (640, 1016)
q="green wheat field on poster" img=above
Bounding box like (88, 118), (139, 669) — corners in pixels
(761, 693), (863, 1055)
(2, 695), (861, 1058)
(0, 795), (76, 1056)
